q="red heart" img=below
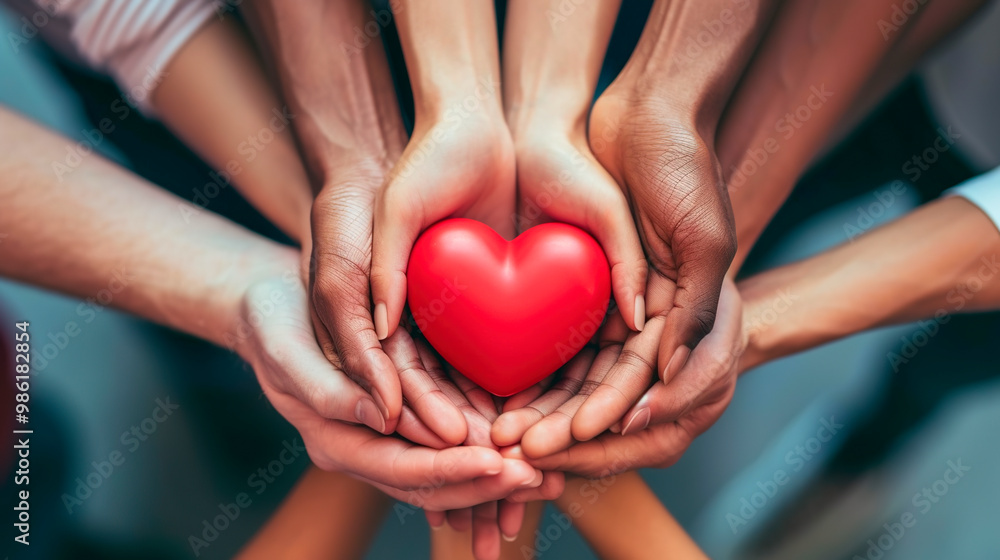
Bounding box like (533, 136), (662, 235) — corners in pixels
(407, 218), (611, 396)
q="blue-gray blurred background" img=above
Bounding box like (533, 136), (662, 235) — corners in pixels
(2, 1), (1000, 559)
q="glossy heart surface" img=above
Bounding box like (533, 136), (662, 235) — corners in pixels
(407, 218), (611, 396)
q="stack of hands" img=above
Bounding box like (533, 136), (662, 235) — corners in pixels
(237, 0), (768, 553)
(231, 0), (997, 555)
(3, 0), (998, 558)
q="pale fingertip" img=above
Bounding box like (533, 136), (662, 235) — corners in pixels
(633, 294), (646, 332)
(374, 302), (389, 340)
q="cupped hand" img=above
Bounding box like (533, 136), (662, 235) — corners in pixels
(512, 125), (647, 331)
(589, 88), (736, 386)
(507, 87), (740, 453)
(521, 279), (745, 477)
(236, 274), (544, 511)
(306, 160), (405, 433)
(371, 110), (516, 343)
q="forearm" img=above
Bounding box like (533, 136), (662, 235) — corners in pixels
(392, 0), (503, 123)
(739, 197), (1000, 370)
(237, 468), (389, 560)
(241, 0), (406, 184)
(555, 473), (708, 560)
(718, 0), (929, 270)
(503, 0), (622, 136)
(0, 108), (297, 348)
(152, 18), (312, 242)
(618, 0), (775, 135)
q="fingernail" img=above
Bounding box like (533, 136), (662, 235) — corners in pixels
(662, 346), (691, 383)
(371, 388), (390, 425)
(503, 533), (518, 542)
(610, 421), (622, 434)
(621, 407), (650, 436)
(355, 399), (386, 433)
(633, 295), (646, 331)
(520, 471), (543, 488)
(430, 523), (443, 531)
(374, 302), (388, 340)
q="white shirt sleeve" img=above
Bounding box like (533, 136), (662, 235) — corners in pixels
(944, 166), (1000, 233)
(26, 0), (219, 116)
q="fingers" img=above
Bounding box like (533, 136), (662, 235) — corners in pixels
(528, 427), (694, 478)
(447, 508), (473, 533)
(264, 306), (388, 434)
(335, 429), (504, 490)
(396, 405), (451, 449)
(426, 510), (446, 530)
(570, 318), (664, 442)
(520, 346), (619, 458)
(492, 348), (593, 447)
(370, 206), (416, 342)
(375, 458), (541, 511)
(657, 203), (736, 384)
(310, 189), (402, 427)
(500, 445), (566, 503)
(450, 367), (502, 423)
(498, 501), (526, 542)
(384, 330), (468, 445)
(472, 502), (501, 560)
(622, 280), (743, 433)
(585, 189), (649, 332)
(505, 470), (566, 503)
(371, 172), (432, 342)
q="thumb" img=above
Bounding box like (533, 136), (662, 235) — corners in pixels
(657, 230), (735, 383)
(281, 330), (390, 433)
(371, 183), (424, 342)
(584, 189), (648, 332)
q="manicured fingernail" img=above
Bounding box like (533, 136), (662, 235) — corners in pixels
(621, 407), (650, 436)
(662, 346), (691, 383)
(633, 295), (646, 331)
(374, 302), (388, 340)
(503, 533), (518, 542)
(355, 399), (386, 433)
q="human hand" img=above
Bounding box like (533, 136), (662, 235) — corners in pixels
(371, 106), (516, 342)
(236, 274), (545, 510)
(418, 353), (564, 560)
(510, 123), (647, 331)
(515, 87), (739, 451)
(306, 160), (409, 435)
(516, 279), (744, 477)
(589, 87), (737, 385)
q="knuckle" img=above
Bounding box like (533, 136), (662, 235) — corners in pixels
(616, 348), (656, 375)
(690, 307), (718, 340)
(578, 379), (603, 398)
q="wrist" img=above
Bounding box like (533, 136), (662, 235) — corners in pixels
(737, 269), (807, 372)
(413, 73), (505, 127)
(607, 73), (717, 140)
(223, 245), (302, 359)
(506, 90), (590, 144)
